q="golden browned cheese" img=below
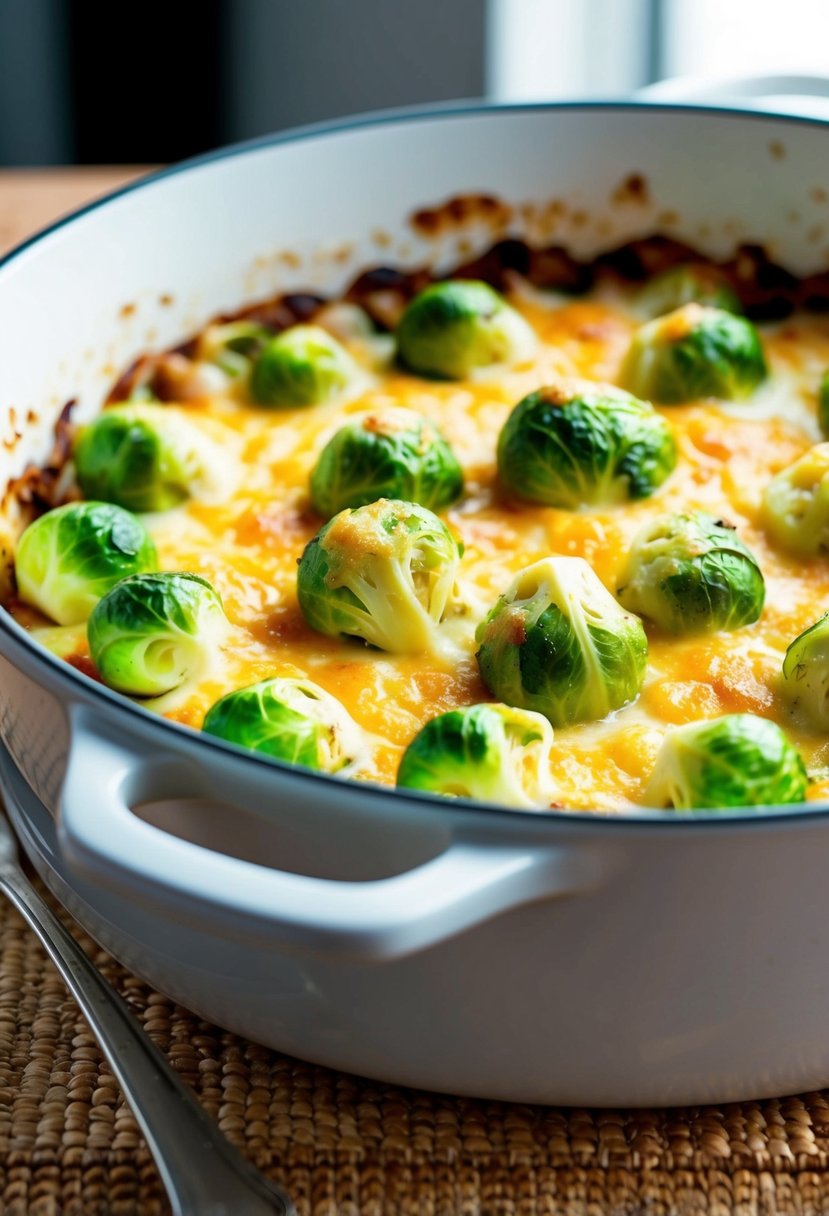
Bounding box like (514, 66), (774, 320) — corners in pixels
(17, 285), (829, 809)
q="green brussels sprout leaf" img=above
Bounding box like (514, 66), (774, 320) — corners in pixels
(197, 321), (274, 378)
(636, 264), (742, 319)
(643, 714), (808, 810)
(762, 442), (829, 556)
(782, 612), (829, 730)
(15, 501), (158, 626)
(617, 511), (765, 635)
(88, 571), (229, 696)
(476, 556), (648, 727)
(297, 498), (460, 654)
(396, 280), (537, 379)
(74, 404), (229, 513)
(497, 384), (676, 508)
(310, 407), (463, 517)
(250, 324), (357, 407)
(397, 701), (556, 809)
(203, 676), (366, 772)
(620, 304), (767, 404)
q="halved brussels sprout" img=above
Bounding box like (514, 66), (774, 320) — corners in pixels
(818, 371), (829, 440)
(497, 385), (676, 508)
(310, 407), (463, 518)
(297, 498), (460, 654)
(74, 404), (227, 513)
(196, 321), (273, 378)
(249, 324), (356, 407)
(636, 264), (742, 319)
(616, 512), (765, 635)
(202, 676), (365, 772)
(620, 304), (767, 403)
(476, 556), (647, 728)
(762, 442), (829, 555)
(396, 702), (556, 809)
(88, 571), (228, 696)
(14, 502), (157, 626)
(643, 714), (808, 810)
(781, 613), (829, 729)
(396, 280), (537, 379)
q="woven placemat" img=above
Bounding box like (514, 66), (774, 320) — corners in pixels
(0, 885), (828, 1216)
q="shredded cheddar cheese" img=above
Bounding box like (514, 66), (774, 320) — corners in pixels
(15, 283), (829, 810)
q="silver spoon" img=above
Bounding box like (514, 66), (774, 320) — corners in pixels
(0, 770), (295, 1216)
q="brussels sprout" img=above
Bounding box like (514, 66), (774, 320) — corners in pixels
(497, 385), (676, 508)
(636, 264), (742, 319)
(196, 321), (272, 378)
(616, 512), (765, 635)
(88, 571), (228, 696)
(643, 714), (808, 810)
(476, 556), (647, 728)
(310, 407), (463, 518)
(396, 280), (537, 379)
(297, 498), (460, 654)
(781, 613), (829, 729)
(74, 404), (226, 513)
(15, 502), (157, 626)
(818, 370), (829, 439)
(620, 304), (767, 403)
(397, 702), (556, 809)
(202, 676), (364, 772)
(249, 324), (356, 407)
(762, 442), (829, 555)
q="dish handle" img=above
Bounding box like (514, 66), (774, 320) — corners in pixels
(56, 708), (603, 961)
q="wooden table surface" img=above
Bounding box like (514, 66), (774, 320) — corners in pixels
(0, 167), (149, 256)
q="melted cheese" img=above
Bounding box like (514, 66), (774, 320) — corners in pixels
(20, 286), (829, 810)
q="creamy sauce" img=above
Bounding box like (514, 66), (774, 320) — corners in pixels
(15, 284), (829, 810)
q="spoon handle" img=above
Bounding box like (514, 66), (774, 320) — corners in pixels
(0, 856), (294, 1216)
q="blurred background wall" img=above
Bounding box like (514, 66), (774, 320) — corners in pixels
(0, 0), (485, 164)
(0, 0), (827, 165)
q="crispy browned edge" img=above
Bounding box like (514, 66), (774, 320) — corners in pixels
(3, 226), (828, 603)
(105, 233), (829, 403)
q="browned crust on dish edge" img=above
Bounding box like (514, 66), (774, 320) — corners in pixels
(103, 230), (829, 405)
(8, 222), (829, 531)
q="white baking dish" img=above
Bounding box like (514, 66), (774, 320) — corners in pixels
(2, 102), (829, 1105)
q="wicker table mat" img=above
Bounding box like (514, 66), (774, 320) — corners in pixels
(0, 884), (823, 1216)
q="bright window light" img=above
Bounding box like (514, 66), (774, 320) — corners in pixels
(663, 0), (829, 78)
(485, 0), (651, 100)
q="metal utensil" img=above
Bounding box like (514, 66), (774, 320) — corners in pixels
(0, 792), (295, 1216)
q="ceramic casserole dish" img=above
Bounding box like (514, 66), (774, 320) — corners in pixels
(2, 103), (829, 1106)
